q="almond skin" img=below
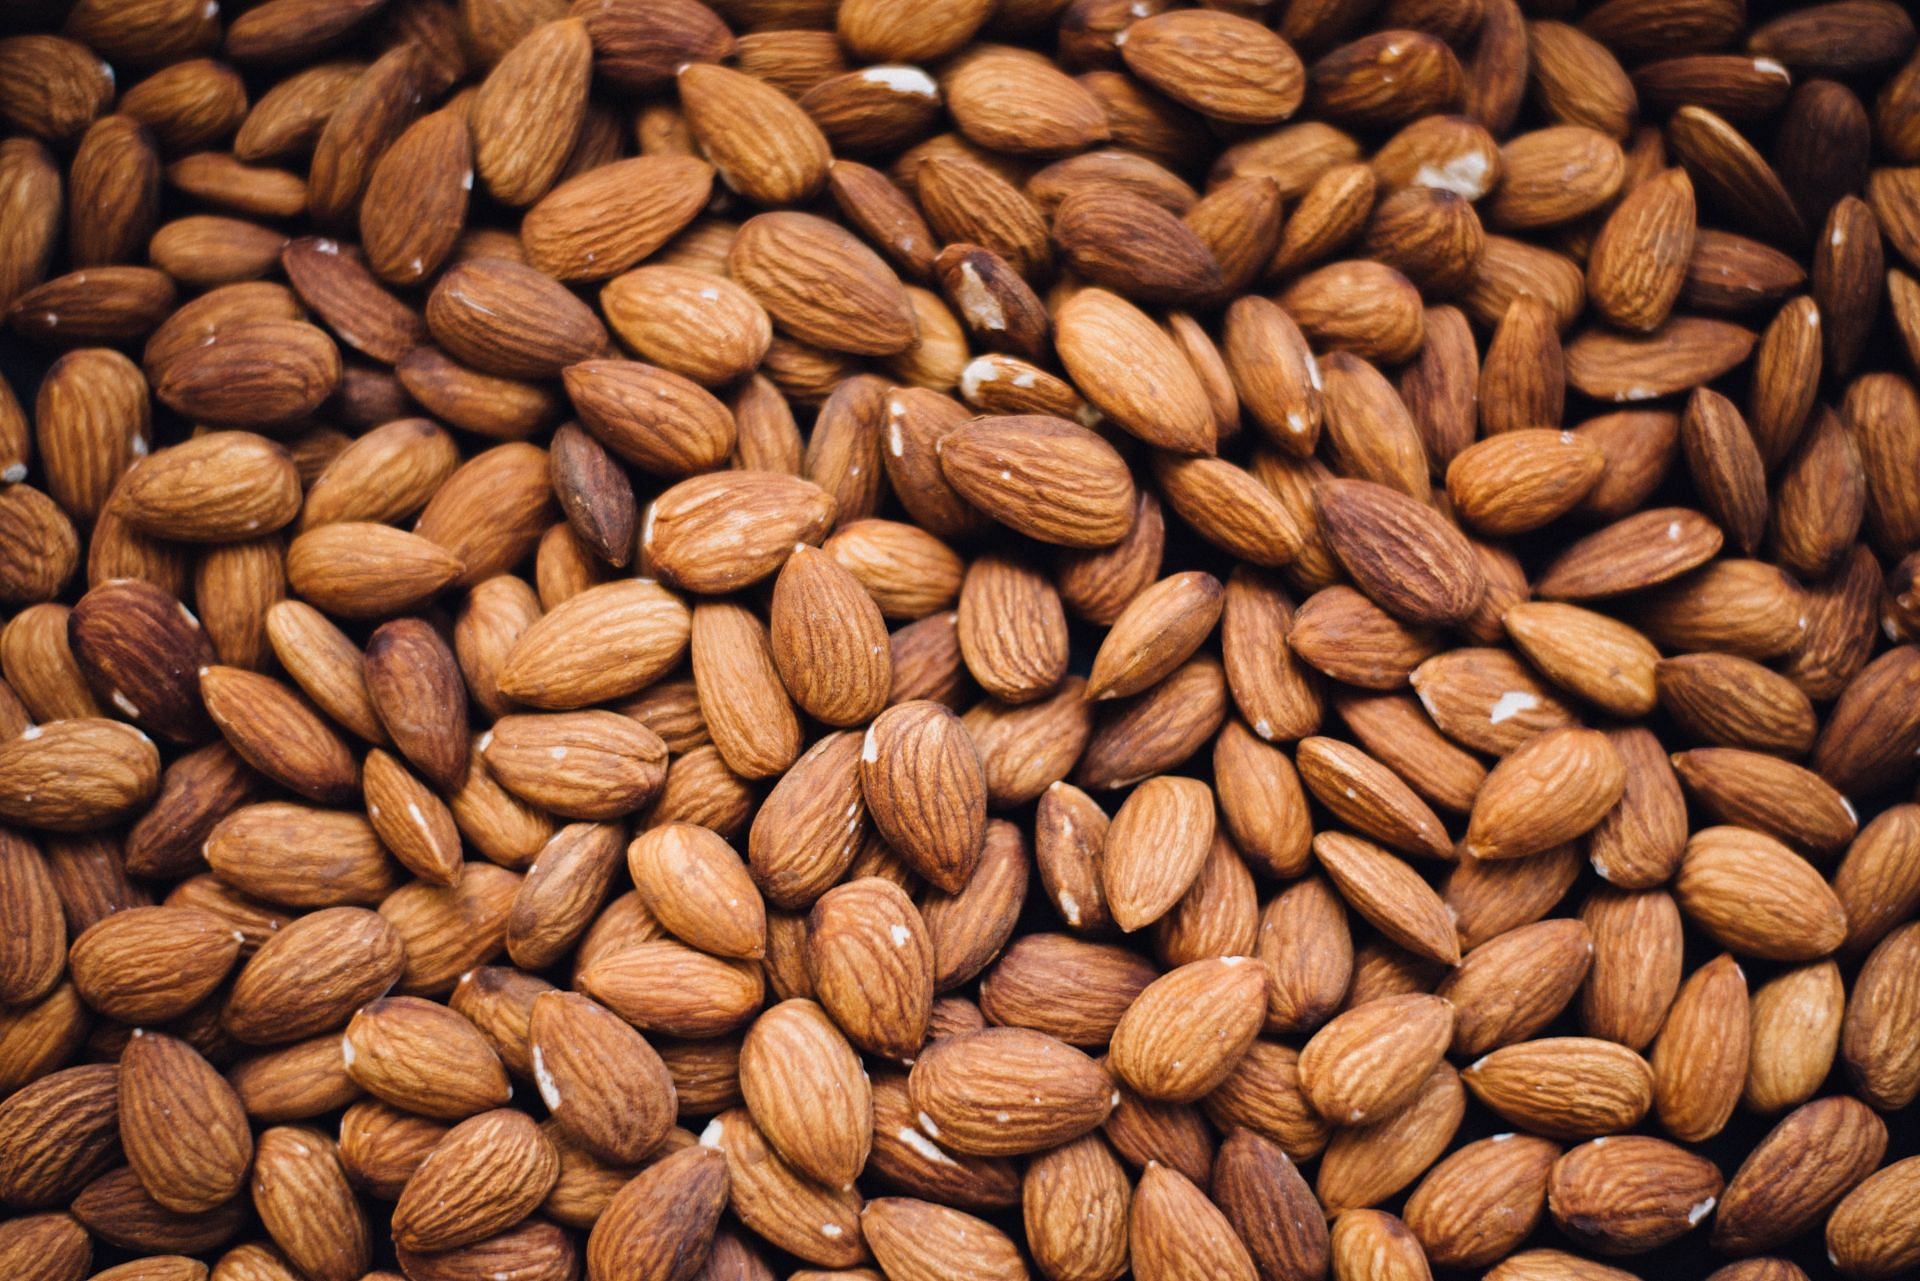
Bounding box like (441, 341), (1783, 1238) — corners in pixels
(908, 1027), (1115, 1156)
(937, 415), (1135, 549)
(1299, 993), (1455, 1126)
(1108, 956), (1267, 1103)
(118, 1031), (253, 1215)
(1464, 728), (1627, 861)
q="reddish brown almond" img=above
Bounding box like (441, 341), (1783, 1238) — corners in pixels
(1462, 1038), (1654, 1138)
(1713, 1096), (1888, 1254)
(392, 1110), (559, 1252)
(859, 700), (988, 894)
(909, 1027), (1114, 1156)
(1299, 994), (1455, 1126)
(528, 991), (676, 1166)
(808, 878), (935, 1060)
(1464, 728), (1627, 861)
(1101, 775), (1216, 934)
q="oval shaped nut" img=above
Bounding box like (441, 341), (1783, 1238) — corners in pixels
(1119, 9), (1304, 124)
(341, 997), (510, 1121)
(0, 717), (159, 832)
(1298, 993), (1455, 1126)
(863, 1196), (1025, 1281)
(907, 1027), (1114, 1156)
(806, 877), (935, 1060)
(114, 432), (301, 543)
(678, 61), (831, 206)
(1672, 748), (1856, 857)
(561, 359), (737, 479)
(956, 551), (1071, 705)
(825, 519), (965, 623)
(699, 1106), (866, 1269)
(1404, 1133), (1561, 1270)
(770, 544), (892, 728)
(1109, 955), (1267, 1104)
(573, 933), (763, 1039)
(937, 415), (1135, 549)
(1278, 260), (1426, 366)
(645, 470), (838, 595)
(1714, 1095), (1888, 1255)
(1086, 572), (1224, 703)
(70, 578), (216, 742)
(1588, 167), (1697, 333)
(584, 1144), (728, 1281)
(199, 666), (358, 806)
(409, 443), (557, 590)
(425, 258), (609, 380)
(1438, 919), (1593, 1057)
(1842, 921), (1920, 1111)
(68, 905), (242, 1024)
(1673, 826), (1849, 961)
(626, 822), (766, 962)
(1447, 430), (1607, 536)
(299, 418), (461, 533)
(1055, 287), (1215, 456)
(728, 211), (916, 357)
(0, 1061), (121, 1210)
(1132, 1162), (1259, 1281)
(0, 1211), (91, 1281)
(286, 522), (467, 620)
(1564, 315), (1758, 403)
(600, 261), (766, 387)
(1489, 125), (1627, 229)
(118, 1031), (253, 1215)
(497, 579), (691, 710)
(745, 729), (865, 910)
(151, 321), (340, 429)
(527, 991), (675, 1166)
(1827, 1154), (1920, 1281)
(391, 1110), (559, 1252)
(522, 154), (714, 283)
(0, 483), (81, 606)
(250, 1126), (369, 1281)
(740, 998), (872, 1188)
(1536, 506), (1725, 600)
(859, 700), (988, 894)
(469, 18), (592, 207)
(1463, 1037), (1653, 1139)
(1464, 728), (1627, 861)
(482, 711), (667, 821)
(1503, 602), (1661, 720)
(35, 346), (148, 524)
(222, 907), (407, 1046)
(393, 1219), (577, 1281)
(1316, 477), (1487, 626)
(1022, 1133), (1130, 1281)
(1312, 831), (1461, 967)
(1547, 1135), (1722, 1255)
(0, 830), (62, 1007)
(1101, 775), (1216, 935)
(1295, 735), (1452, 861)
(204, 802), (396, 909)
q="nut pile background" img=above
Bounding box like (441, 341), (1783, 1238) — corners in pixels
(2, 0), (1920, 1279)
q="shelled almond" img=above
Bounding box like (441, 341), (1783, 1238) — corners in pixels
(1, 0), (1919, 1279)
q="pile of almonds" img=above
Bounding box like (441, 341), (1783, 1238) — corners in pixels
(4, 0), (1920, 1279)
